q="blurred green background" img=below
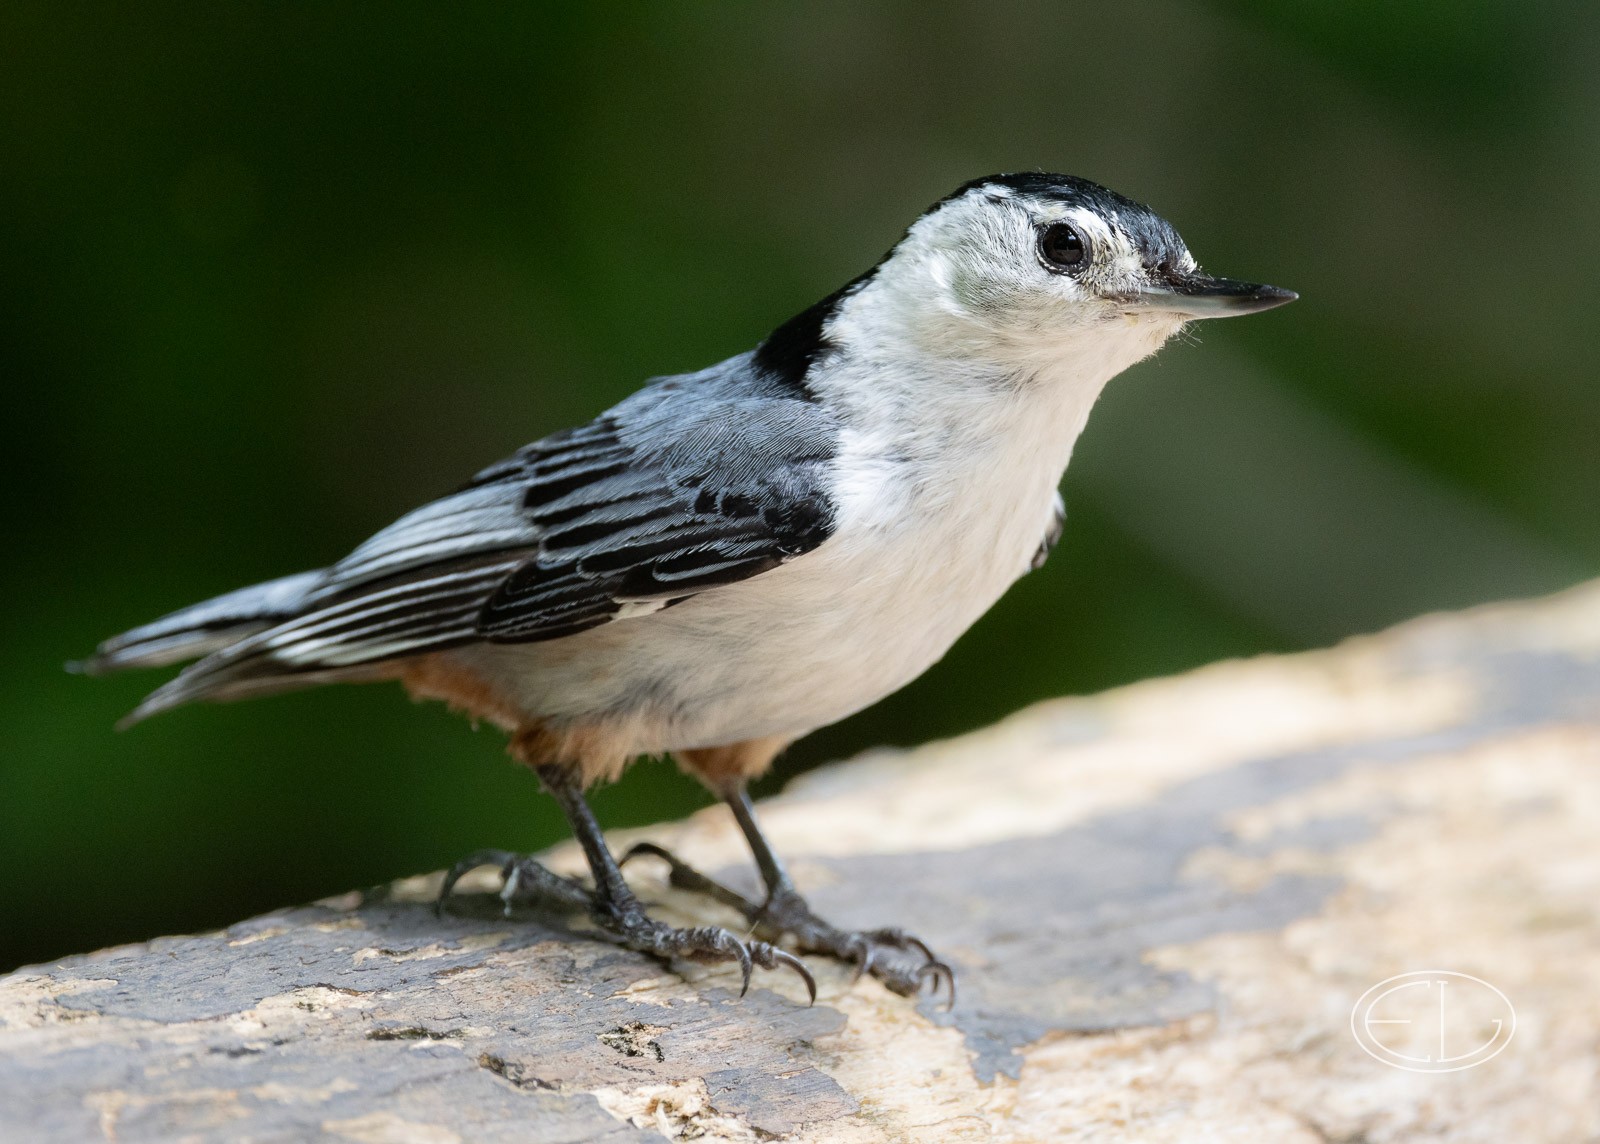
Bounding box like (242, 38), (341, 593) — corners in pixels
(3, 1), (1596, 973)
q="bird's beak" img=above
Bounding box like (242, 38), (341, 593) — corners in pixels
(1123, 273), (1297, 319)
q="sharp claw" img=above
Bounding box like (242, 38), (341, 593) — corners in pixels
(843, 936), (875, 983)
(752, 944), (818, 1005)
(438, 849), (594, 917)
(619, 841), (673, 868)
(917, 961), (957, 1010)
(499, 863), (521, 918)
(784, 953), (818, 1006)
(729, 935), (754, 998)
(863, 927), (938, 966)
(617, 841), (756, 910)
(436, 848), (515, 917)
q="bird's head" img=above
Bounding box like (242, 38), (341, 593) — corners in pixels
(827, 172), (1295, 381)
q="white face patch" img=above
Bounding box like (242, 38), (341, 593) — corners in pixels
(857, 188), (1191, 368)
(1064, 208), (1139, 292)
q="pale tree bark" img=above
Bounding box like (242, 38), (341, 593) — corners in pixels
(4, 582), (1599, 1142)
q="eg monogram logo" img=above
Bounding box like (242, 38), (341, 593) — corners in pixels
(1350, 971), (1515, 1073)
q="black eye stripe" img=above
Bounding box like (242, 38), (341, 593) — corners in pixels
(1039, 222), (1088, 271)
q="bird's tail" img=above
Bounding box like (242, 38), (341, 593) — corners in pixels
(69, 570), (330, 723)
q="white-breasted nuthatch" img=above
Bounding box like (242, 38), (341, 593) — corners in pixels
(77, 173), (1295, 1003)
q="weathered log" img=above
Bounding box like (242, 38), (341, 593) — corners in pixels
(4, 583), (1599, 1141)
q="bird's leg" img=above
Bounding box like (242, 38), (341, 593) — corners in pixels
(623, 787), (954, 1004)
(726, 787), (955, 1003)
(438, 765), (814, 1002)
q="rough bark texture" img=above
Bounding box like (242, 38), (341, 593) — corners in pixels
(5, 583), (1600, 1142)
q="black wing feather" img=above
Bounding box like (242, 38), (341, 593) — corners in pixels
(474, 397), (835, 643)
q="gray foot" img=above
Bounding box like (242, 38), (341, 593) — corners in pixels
(437, 848), (593, 916)
(621, 842), (954, 1005)
(437, 848), (815, 1002)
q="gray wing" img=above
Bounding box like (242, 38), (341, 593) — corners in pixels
(178, 359), (840, 679)
(475, 410), (835, 643)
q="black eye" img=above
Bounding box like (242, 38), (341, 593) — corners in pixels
(1039, 222), (1088, 270)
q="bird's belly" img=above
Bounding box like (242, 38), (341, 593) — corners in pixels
(659, 540), (1013, 747)
(458, 497), (1046, 752)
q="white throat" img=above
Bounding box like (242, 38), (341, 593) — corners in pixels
(810, 272), (1184, 524)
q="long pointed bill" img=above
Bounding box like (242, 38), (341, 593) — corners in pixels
(1127, 274), (1298, 319)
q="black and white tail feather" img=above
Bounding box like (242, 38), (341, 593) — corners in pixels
(72, 570), (326, 676)
(76, 354), (838, 728)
